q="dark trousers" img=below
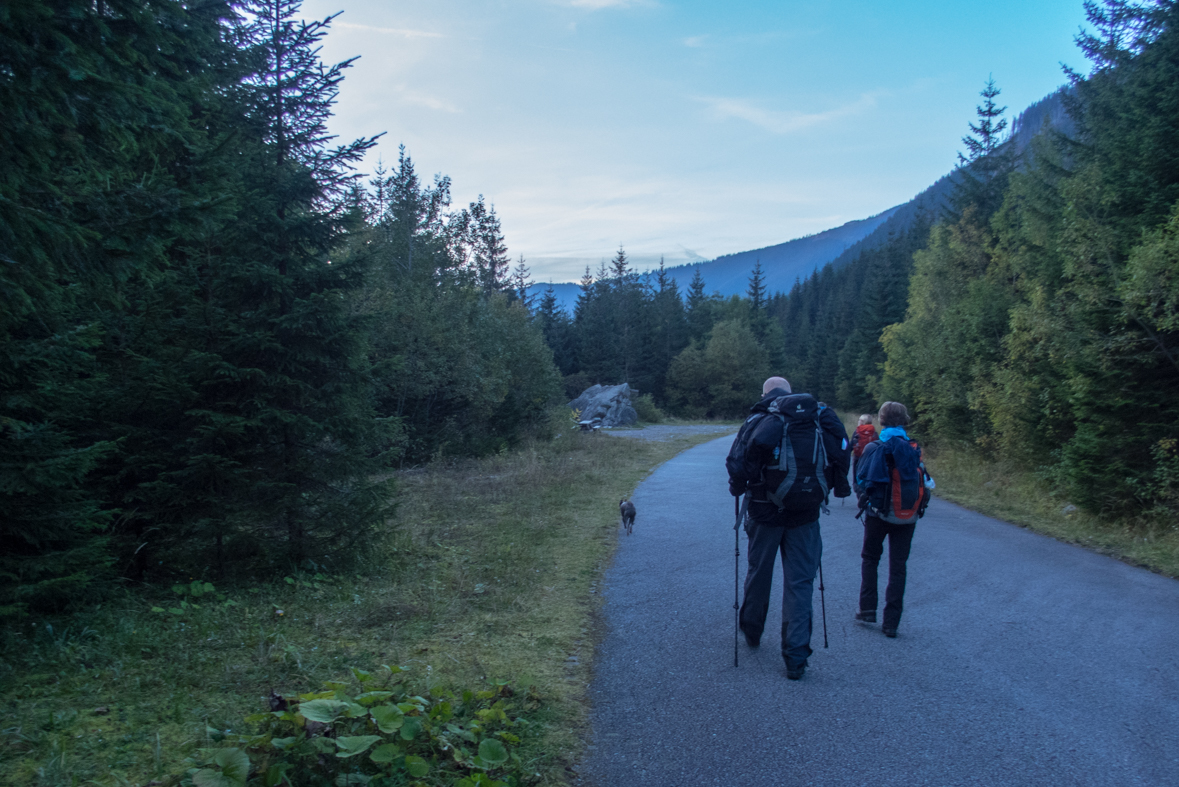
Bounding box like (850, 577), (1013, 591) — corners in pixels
(859, 515), (916, 630)
(740, 519), (821, 668)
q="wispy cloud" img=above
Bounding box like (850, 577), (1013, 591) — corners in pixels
(565, 0), (648, 9)
(335, 22), (443, 39)
(683, 35), (708, 48)
(391, 86), (461, 114)
(696, 92), (883, 134)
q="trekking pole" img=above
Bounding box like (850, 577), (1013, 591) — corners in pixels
(733, 496), (741, 668)
(818, 558), (829, 649)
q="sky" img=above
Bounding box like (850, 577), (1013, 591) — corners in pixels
(300, 0), (1094, 283)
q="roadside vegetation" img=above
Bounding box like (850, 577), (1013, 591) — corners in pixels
(0, 426), (727, 785)
(923, 445), (1179, 578)
(837, 411), (1179, 578)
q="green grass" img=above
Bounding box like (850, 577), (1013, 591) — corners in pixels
(923, 444), (1179, 578)
(836, 409), (1179, 576)
(0, 426), (728, 786)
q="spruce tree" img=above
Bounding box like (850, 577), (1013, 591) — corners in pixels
(1, 0), (238, 605)
(686, 268), (714, 343)
(196, 0), (391, 566)
(951, 77), (1016, 219)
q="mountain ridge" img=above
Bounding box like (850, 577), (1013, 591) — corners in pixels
(528, 87), (1072, 313)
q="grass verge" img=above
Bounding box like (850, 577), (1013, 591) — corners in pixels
(0, 427), (727, 786)
(923, 444), (1179, 578)
(836, 409), (1179, 577)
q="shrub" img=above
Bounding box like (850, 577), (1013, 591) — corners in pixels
(180, 667), (533, 787)
(632, 394), (665, 424)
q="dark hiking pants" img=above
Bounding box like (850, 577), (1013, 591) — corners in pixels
(859, 514), (916, 630)
(740, 519), (821, 669)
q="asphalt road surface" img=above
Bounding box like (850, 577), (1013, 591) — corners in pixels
(580, 434), (1179, 786)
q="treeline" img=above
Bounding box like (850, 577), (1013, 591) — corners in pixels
(537, 0), (1179, 523)
(1, 0), (558, 614)
(536, 252), (792, 419)
(879, 0), (1179, 516)
(756, 0), (1179, 520)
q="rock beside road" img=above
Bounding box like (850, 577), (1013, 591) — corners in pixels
(568, 383), (638, 427)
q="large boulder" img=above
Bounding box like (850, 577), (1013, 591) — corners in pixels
(569, 383), (638, 428)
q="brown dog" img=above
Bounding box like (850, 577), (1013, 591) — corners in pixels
(620, 499), (636, 536)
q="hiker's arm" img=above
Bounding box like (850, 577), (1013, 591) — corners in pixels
(725, 417), (762, 495)
(820, 409), (852, 497)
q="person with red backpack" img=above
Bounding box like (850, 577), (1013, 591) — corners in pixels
(853, 401), (933, 638)
(850, 414), (878, 490)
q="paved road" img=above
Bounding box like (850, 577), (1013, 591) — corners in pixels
(580, 434), (1179, 786)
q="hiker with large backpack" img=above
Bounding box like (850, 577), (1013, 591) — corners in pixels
(726, 376), (851, 680)
(854, 401), (934, 638)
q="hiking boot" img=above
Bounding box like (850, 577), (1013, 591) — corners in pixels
(855, 610), (876, 624)
(883, 626), (897, 638)
(785, 661), (807, 681)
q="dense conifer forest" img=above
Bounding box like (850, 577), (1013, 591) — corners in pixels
(544, 1), (1179, 525)
(1, 0), (558, 614)
(4, 0), (1179, 617)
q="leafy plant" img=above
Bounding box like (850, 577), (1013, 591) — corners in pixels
(180, 667), (531, 787)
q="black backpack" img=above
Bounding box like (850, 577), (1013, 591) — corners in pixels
(763, 394), (830, 512)
(726, 394), (830, 512)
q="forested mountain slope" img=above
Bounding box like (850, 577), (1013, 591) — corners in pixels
(531, 90), (1071, 313)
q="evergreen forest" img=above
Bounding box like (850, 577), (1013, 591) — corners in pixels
(1, 0), (559, 615)
(541, 1), (1179, 526)
(5, 0), (1179, 618)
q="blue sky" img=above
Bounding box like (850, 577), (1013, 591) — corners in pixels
(301, 0), (1092, 282)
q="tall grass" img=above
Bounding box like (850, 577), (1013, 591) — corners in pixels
(836, 408), (1179, 577)
(923, 443), (1179, 577)
(0, 426), (726, 785)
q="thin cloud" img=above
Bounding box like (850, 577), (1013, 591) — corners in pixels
(696, 93), (882, 134)
(391, 86), (461, 114)
(565, 0), (649, 9)
(335, 22), (443, 39)
(683, 35), (708, 48)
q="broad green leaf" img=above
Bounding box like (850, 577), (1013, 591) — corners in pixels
(478, 739), (509, 766)
(369, 742), (401, 764)
(334, 735), (381, 758)
(192, 770), (235, 787)
(263, 764), (290, 787)
(298, 699), (348, 723)
(405, 755), (430, 777)
(370, 705), (404, 733)
(355, 691), (394, 706)
(399, 717), (421, 741)
(334, 775), (371, 786)
(151, 607), (166, 613)
(214, 748), (250, 778)
(350, 667), (372, 683)
(270, 736), (297, 750)
(299, 690), (336, 701)
(343, 702), (367, 718)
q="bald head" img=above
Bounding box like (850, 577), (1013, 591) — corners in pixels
(763, 376), (791, 395)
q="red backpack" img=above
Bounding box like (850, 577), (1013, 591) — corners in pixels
(851, 424), (878, 459)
